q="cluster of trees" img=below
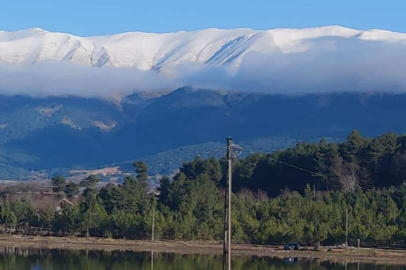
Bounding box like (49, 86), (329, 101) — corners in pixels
(232, 131), (406, 196)
(51, 174), (100, 198)
(0, 131), (406, 246)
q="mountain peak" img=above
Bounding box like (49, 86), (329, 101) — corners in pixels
(17, 27), (49, 34)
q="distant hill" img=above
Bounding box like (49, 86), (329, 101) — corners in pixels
(2, 87), (406, 179)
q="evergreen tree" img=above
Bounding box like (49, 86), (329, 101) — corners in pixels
(80, 174), (100, 188)
(99, 183), (124, 213)
(81, 189), (108, 237)
(341, 130), (365, 163)
(40, 207), (54, 234)
(158, 176), (171, 205)
(1, 201), (17, 233)
(64, 182), (79, 198)
(133, 161), (148, 184)
(51, 176), (66, 193)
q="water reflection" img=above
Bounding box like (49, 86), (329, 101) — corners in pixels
(0, 246), (403, 270)
(284, 257), (299, 264)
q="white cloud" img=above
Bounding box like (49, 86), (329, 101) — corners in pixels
(176, 37), (406, 94)
(0, 61), (177, 98)
(1, 37), (406, 97)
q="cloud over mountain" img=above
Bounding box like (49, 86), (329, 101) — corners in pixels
(0, 62), (175, 97)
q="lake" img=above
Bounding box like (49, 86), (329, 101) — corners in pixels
(0, 247), (404, 270)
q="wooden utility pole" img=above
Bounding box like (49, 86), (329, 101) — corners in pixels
(151, 206), (155, 242)
(151, 203), (156, 270)
(345, 208), (349, 247)
(223, 137), (233, 270)
(313, 184), (316, 197)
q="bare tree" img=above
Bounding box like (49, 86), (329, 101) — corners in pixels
(331, 156), (359, 193)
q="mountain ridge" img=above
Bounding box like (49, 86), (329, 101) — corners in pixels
(1, 25), (406, 71)
(0, 88), (406, 180)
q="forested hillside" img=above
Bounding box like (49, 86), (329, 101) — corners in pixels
(3, 88), (406, 180)
(231, 130), (406, 196)
(2, 132), (406, 246)
(158, 130), (406, 196)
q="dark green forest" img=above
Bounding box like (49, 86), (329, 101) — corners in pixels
(2, 131), (406, 246)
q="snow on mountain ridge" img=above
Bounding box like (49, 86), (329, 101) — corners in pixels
(0, 26), (405, 70)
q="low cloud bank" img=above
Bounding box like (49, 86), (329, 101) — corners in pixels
(0, 62), (176, 98)
(1, 37), (406, 97)
(177, 37), (406, 95)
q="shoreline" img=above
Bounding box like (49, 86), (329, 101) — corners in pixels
(0, 236), (405, 265)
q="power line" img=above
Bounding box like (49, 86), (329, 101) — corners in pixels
(99, 142), (286, 170)
(97, 146), (227, 171)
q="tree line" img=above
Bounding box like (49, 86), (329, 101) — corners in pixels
(0, 131), (406, 246)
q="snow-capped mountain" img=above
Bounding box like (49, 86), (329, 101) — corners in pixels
(1, 26), (406, 71)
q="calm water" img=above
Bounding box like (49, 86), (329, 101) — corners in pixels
(0, 247), (404, 270)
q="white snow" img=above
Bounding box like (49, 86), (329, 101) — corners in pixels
(1, 26), (406, 71)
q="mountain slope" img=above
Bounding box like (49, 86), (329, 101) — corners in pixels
(1, 88), (406, 180)
(1, 26), (406, 70)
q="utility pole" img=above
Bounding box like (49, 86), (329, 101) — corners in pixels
(151, 206), (155, 241)
(223, 137), (233, 270)
(313, 184), (316, 198)
(151, 202), (156, 270)
(151, 251), (154, 270)
(345, 208), (349, 247)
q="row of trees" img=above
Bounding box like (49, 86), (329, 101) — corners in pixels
(0, 131), (406, 246)
(0, 177), (405, 246)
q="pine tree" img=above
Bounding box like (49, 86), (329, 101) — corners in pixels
(64, 182), (79, 198)
(158, 176), (171, 205)
(51, 175), (66, 193)
(133, 161), (148, 181)
(80, 174), (100, 188)
(99, 183), (124, 213)
(341, 130), (365, 163)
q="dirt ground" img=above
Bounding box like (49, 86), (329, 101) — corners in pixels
(0, 235), (405, 265)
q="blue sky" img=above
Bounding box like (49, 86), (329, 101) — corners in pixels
(1, 0), (405, 36)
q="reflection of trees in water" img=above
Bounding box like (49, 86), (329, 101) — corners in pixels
(0, 247), (403, 270)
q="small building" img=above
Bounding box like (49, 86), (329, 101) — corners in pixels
(56, 198), (74, 212)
